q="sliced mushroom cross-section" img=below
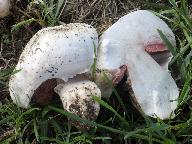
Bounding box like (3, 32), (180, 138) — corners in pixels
(96, 10), (179, 119)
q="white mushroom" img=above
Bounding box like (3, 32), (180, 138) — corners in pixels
(9, 23), (100, 114)
(96, 10), (179, 119)
(0, 0), (10, 18)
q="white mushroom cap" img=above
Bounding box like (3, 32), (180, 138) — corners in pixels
(97, 10), (175, 71)
(9, 23), (98, 108)
(97, 10), (179, 119)
(0, 0), (10, 18)
(54, 79), (101, 128)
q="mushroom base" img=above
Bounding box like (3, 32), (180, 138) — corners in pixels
(54, 77), (101, 129)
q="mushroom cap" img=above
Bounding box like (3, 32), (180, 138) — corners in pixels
(0, 0), (10, 18)
(97, 10), (179, 119)
(9, 23), (98, 108)
(54, 79), (101, 129)
(97, 10), (175, 71)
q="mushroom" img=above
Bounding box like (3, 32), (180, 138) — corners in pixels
(9, 23), (101, 122)
(96, 10), (179, 119)
(0, 0), (10, 18)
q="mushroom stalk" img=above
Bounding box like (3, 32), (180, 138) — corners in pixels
(54, 78), (101, 129)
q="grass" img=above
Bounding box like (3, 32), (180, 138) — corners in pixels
(0, 0), (192, 143)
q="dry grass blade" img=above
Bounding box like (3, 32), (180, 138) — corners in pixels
(60, 0), (138, 34)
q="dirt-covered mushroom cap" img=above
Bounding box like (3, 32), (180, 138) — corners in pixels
(9, 23), (98, 108)
(0, 0), (10, 18)
(54, 78), (101, 129)
(96, 10), (179, 119)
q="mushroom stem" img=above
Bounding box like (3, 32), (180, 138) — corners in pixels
(54, 78), (101, 129)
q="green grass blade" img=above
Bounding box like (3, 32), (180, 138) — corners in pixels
(33, 118), (40, 142)
(92, 96), (130, 128)
(169, 41), (192, 66)
(55, 0), (65, 18)
(157, 29), (177, 56)
(48, 105), (126, 135)
(124, 123), (170, 139)
(40, 120), (48, 144)
(49, 119), (63, 134)
(11, 18), (36, 32)
(178, 77), (191, 107)
(16, 108), (40, 124)
(102, 72), (129, 116)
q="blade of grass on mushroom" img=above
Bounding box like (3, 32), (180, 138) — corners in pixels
(90, 42), (98, 81)
(92, 96), (130, 128)
(157, 29), (177, 56)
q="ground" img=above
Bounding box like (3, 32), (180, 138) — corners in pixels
(0, 0), (192, 144)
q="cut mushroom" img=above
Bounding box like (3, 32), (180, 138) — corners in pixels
(96, 10), (179, 119)
(9, 23), (99, 112)
(0, 0), (10, 18)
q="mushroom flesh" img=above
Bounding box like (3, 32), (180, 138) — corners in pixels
(96, 10), (179, 119)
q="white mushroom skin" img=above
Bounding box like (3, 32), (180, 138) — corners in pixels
(9, 23), (98, 108)
(54, 79), (101, 129)
(0, 0), (10, 18)
(97, 10), (179, 119)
